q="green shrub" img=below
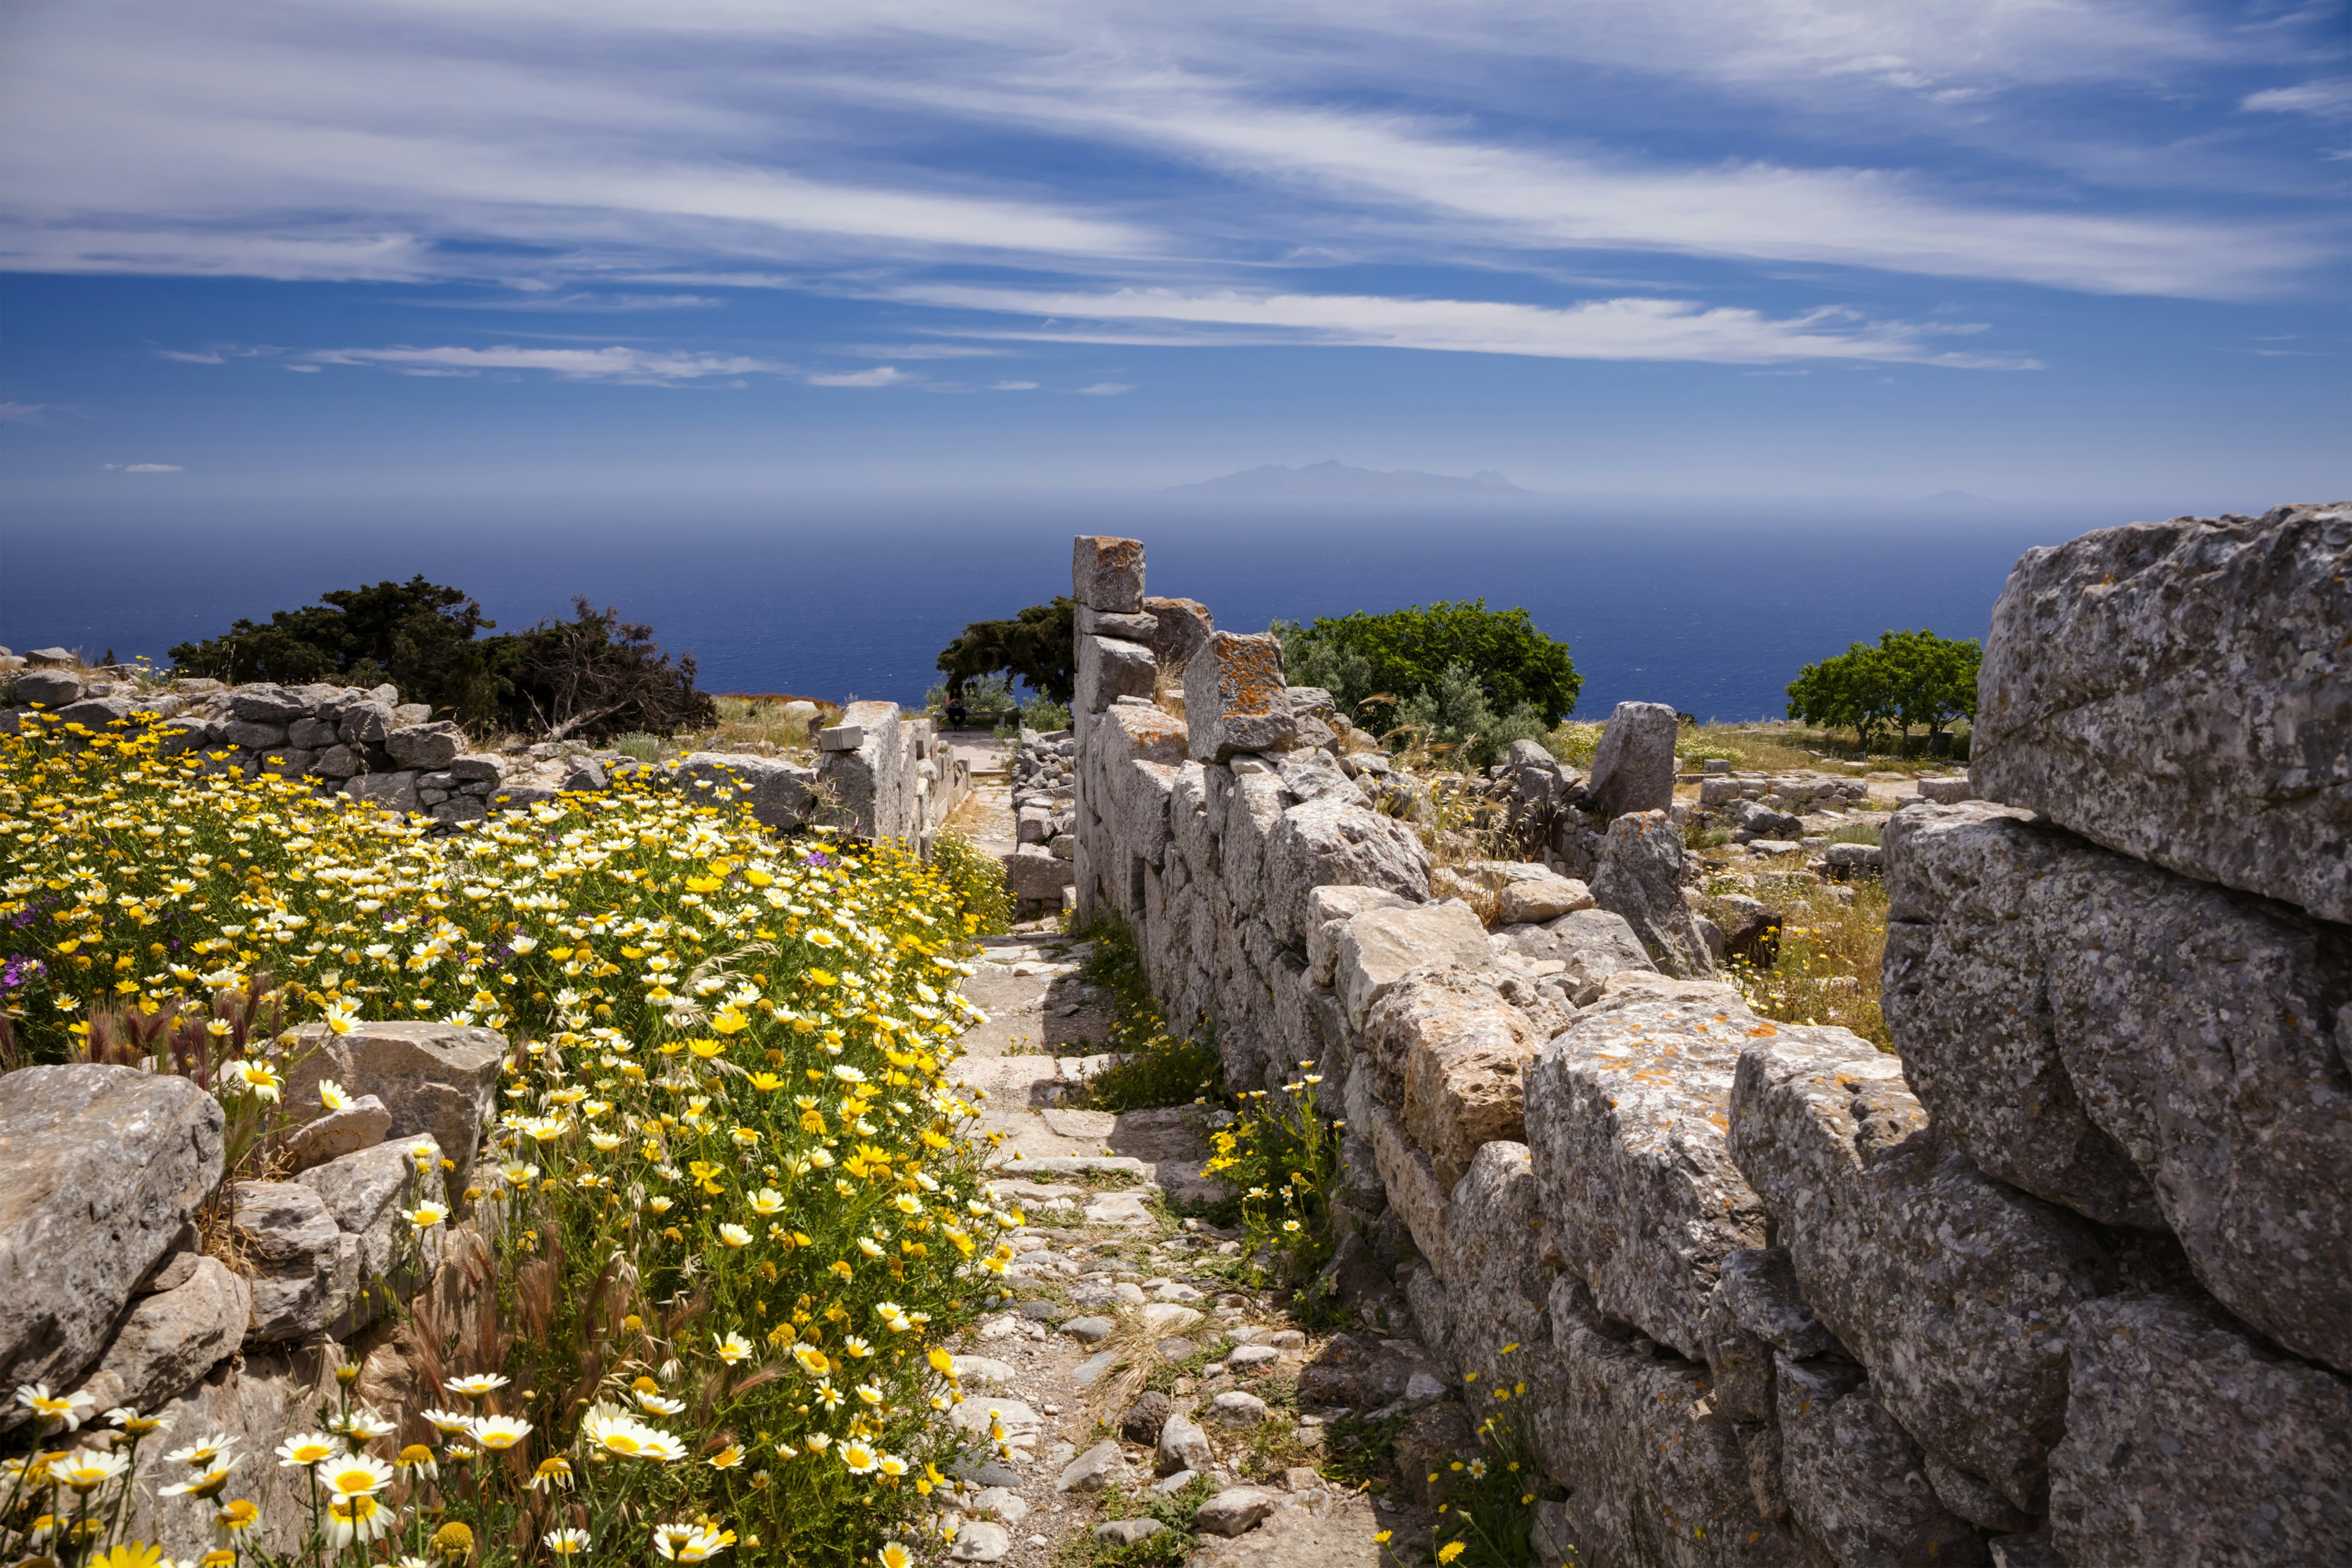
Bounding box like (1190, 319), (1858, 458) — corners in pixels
(612, 730), (662, 761)
(1785, 628), (1980, 756)
(1276, 600), (1581, 731)
(1071, 921), (1223, 1114)
(1203, 1070), (1342, 1300)
(936, 598), (1076, 706)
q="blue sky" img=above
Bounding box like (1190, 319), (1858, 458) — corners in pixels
(2, 0), (2346, 510)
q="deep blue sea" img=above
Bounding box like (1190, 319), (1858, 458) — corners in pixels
(1, 492), (2102, 722)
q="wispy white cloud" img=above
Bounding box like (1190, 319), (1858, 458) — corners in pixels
(992, 379), (1040, 390)
(804, 365), (909, 386)
(401, 292), (727, 312)
(306, 344), (794, 382)
(1, 401), (56, 423)
(156, 348), (225, 363)
(904, 284), (2034, 368)
(1075, 381), (1135, 394)
(104, 461), (184, 472)
(2242, 79), (2352, 121)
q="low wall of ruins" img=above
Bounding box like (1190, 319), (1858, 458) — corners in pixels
(0, 670), (968, 848)
(1065, 507), (2351, 1568)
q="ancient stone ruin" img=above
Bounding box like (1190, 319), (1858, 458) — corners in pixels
(0, 672), (968, 847)
(1063, 503), (2351, 1567)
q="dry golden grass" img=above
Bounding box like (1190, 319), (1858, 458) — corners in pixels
(1679, 720), (1967, 776)
(621, 693), (841, 762)
(1705, 871), (1892, 1048)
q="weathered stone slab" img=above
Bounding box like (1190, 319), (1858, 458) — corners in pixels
(299, 1136), (445, 1325)
(1348, 1073), (1450, 1267)
(1776, 1356), (1989, 1568)
(1305, 884), (1412, 987)
(1728, 1033), (2116, 1513)
(1591, 810), (1716, 978)
(69, 1254), (249, 1416)
(278, 1093), (392, 1174)
(283, 1022), (505, 1189)
(235, 1179), (350, 1341)
(1500, 907), (1657, 1005)
(1264, 797), (1430, 948)
(0, 1065), (224, 1405)
(1077, 632), (1157, 725)
(1884, 801), (2352, 1371)
(1074, 534), (1147, 613)
(1970, 500), (2352, 922)
(1587, 701), (1681, 817)
(2049, 1291), (2352, 1567)
(1334, 900), (1488, 1031)
(674, 752), (816, 831)
(1184, 631), (1295, 763)
(1526, 986), (1769, 1359)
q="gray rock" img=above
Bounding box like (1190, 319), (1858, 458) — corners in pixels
(1776, 1355), (1990, 1568)
(281, 1021), (505, 1189)
(1730, 798), (1805, 840)
(1970, 500), (2351, 922)
(1728, 1033), (2116, 1513)
(1587, 701), (1681, 816)
(227, 683), (309, 723)
(1366, 970), (1550, 1186)
(1056, 1438), (1128, 1493)
(338, 701), (393, 745)
(1923, 1452), (2038, 1534)
(1526, 982), (1768, 1359)
(970, 1486), (1028, 1522)
(1077, 606), (1160, 641)
(1883, 802), (2352, 1370)
(560, 756), (608, 791)
(296, 1136), (445, 1323)
(57, 696), (143, 728)
(2049, 1292), (2352, 1567)
(1061, 1315), (1116, 1343)
(222, 719), (288, 748)
(277, 1095), (392, 1173)
(675, 753), (816, 831)
(1093, 1518), (1166, 1545)
(948, 1520), (1011, 1561)
(1077, 633), (1157, 734)
(1206, 1390), (1272, 1424)
(1822, 842), (1881, 875)
(312, 744), (364, 779)
(1073, 533), (1147, 613)
(1185, 631), (1297, 762)
(1916, 777), (1976, 804)
(128, 1348), (319, 1558)
(1501, 907), (1657, 1005)
(1716, 1247), (1836, 1359)
(1334, 900), (1487, 1032)
(1156, 1336), (1198, 1361)
(0, 1066), (225, 1404)
(1194, 1485), (1278, 1537)
(233, 1180), (350, 1341)
(1121, 1390), (1172, 1444)
(393, 702), (432, 723)
(1591, 810), (1717, 978)
(1227, 1343), (1280, 1368)
(69, 1255), (249, 1416)
(25, 646), (75, 665)
(13, 669), (86, 706)
(1158, 1409), (1214, 1474)
(448, 754), (504, 783)
(287, 715), (337, 748)
(1144, 595), (1213, 673)
(345, 771), (422, 814)
(386, 720), (464, 770)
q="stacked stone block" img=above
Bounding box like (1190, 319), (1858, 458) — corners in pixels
(1006, 727), (1079, 908)
(1066, 511), (2351, 1568)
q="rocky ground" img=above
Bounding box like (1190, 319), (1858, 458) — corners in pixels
(926, 929), (1426, 1568)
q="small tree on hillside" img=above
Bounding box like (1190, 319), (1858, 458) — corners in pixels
(935, 598), (1076, 706)
(1276, 599), (1581, 729)
(1786, 629), (1980, 755)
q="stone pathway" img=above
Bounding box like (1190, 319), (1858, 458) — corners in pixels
(930, 937), (1409, 1568)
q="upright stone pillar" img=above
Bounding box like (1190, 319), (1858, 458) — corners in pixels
(1071, 537), (1153, 921)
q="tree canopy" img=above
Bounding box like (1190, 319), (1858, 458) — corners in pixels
(169, 578), (713, 740)
(1276, 598), (1581, 728)
(933, 597), (1076, 705)
(1785, 628), (1981, 752)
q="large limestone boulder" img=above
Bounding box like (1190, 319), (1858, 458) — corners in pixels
(0, 1065), (225, 1404)
(298, 1136), (445, 1330)
(1526, 982), (1770, 1360)
(130, 1348), (325, 1558)
(1586, 700), (1681, 817)
(1076, 633), (1156, 739)
(1500, 906), (1657, 1005)
(235, 1180), (352, 1341)
(70, 1255), (249, 1416)
(282, 1022), (505, 1189)
(1590, 810), (1716, 978)
(1346, 1069), (1452, 1267)
(1970, 500), (2351, 922)
(674, 752), (816, 831)
(1073, 533), (1146, 612)
(1728, 1033), (2116, 1515)
(1263, 796), (1430, 948)
(1143, 595), (1213, 674)
(1334, 900), (1489, 1031)
(1184, 631), (1295, 763)
(1884, 802), (2352, 1370)
(1776, 1357), (1989, 1567)
(1366, 971), (1548, 1188)
(818, 699), (910, 842)
(1305, 884), (1412, 987)
(2049, 1292), (2352, 1567)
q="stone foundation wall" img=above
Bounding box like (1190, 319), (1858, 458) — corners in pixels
(0, 666), (967, 848)
(1065, 510), (2351, 1568)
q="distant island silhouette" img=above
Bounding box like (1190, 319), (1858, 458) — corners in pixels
(1168, 460), (1539, 500)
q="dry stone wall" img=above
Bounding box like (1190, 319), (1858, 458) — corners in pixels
(0, 668), (967, 848)
(1066, 514), (2351, 1568)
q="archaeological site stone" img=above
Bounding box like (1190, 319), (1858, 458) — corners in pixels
(1591, 810), (1716, 978)
(0, 1065), (224, 1403)
(1184, 631), (1296, 762)
(1970, 500), (2351, 922)
(1073, 534), (1147, 612)
(1586, 700), (1681, 816)
(284, 1022), (505, 1189)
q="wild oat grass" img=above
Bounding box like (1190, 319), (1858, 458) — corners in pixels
(0, 709), (1023, 1568)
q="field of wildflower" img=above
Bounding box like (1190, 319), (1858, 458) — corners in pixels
(1, 709), (1024, 1568)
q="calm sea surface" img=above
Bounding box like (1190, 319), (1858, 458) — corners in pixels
(2, 495), (2092, 722)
